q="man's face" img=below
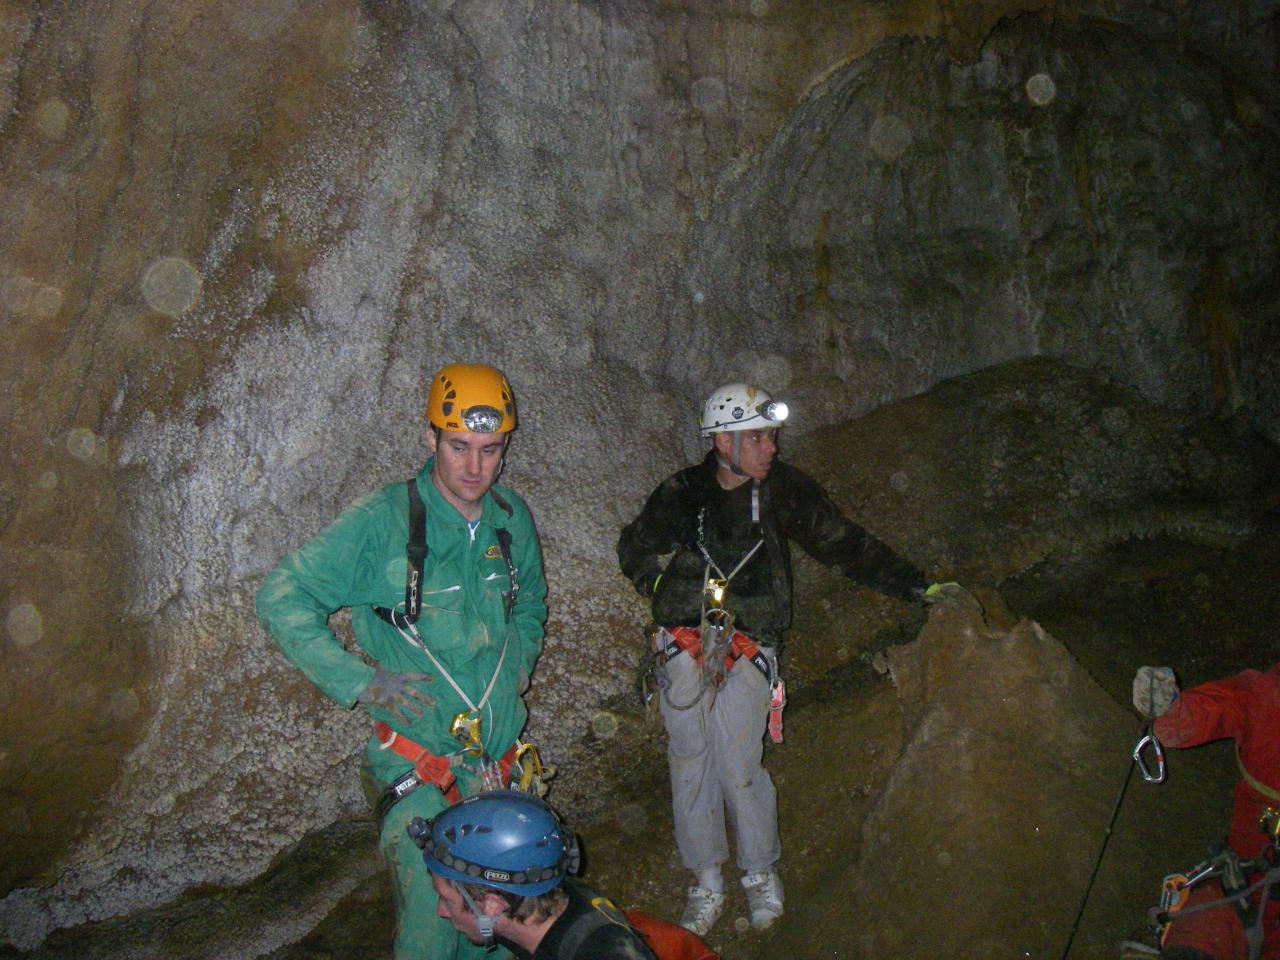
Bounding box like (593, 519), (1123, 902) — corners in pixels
(427, 428), (508, 519)
(715, 427), (779, 481)
(432, 874), (487, 944)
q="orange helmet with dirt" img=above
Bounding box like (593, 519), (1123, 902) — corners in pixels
(427, 363), (516, 434)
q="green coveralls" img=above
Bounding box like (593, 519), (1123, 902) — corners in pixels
(256, 457), (547, 960)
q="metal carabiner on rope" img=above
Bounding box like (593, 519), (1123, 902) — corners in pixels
(1133, 729), (1167, 783)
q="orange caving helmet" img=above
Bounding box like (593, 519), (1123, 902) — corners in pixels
(427, 363), (516, 434)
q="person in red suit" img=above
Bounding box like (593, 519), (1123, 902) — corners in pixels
(1133, 662), (1280, 959)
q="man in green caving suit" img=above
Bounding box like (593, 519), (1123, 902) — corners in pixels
(256, 362), (548, 960)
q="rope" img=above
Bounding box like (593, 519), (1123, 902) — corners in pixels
(391, 617), (510, 751)
(1059, 724), (1147, 960)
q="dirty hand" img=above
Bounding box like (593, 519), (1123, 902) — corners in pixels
(1132, 666), (1178, 718)
(357, 669), (435, 725)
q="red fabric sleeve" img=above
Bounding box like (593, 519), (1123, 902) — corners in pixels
(1153, 669), (1260, 748)
(1154, 663), (1280, 858)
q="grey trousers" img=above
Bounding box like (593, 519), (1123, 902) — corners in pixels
(658, 628), (781, 874)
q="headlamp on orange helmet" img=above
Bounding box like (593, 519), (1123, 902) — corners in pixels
(427, 364), (516, 434)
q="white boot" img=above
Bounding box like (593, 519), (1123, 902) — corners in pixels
(679, 885), (728, 937)
(741, 868), (784, 930)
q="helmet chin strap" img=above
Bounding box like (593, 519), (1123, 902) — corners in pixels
(715, 433), (749, 477)
(455, 881), (504, 949)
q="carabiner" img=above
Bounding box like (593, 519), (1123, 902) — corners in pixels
(1133, 730), (1166, 783)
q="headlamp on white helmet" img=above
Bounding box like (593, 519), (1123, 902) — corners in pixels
(700, 383), (790, 437)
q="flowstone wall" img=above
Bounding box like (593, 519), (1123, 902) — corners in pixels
(686, 13), (1280, 433)
(1, 0), (1278, 951)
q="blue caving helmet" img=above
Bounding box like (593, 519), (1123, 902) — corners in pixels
(409, 791), (578, 897)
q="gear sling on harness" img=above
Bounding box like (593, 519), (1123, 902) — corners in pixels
(369, 479), (525, 818)
(666, 486), (786, 742)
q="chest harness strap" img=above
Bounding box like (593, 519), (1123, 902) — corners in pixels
(694, 484), (763, 589)
(694, 479), (765, 618)
(372, 480), (430, 629)
(701, 504), (757, 660)
(373, 481), (520, 629)
(374, 724), (521, 818)
(1237, 744), (1280, 803)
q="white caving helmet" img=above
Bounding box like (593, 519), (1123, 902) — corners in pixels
(700, 383), (790, 438)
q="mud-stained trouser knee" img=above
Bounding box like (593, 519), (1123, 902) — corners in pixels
(659, 632), (780, 874)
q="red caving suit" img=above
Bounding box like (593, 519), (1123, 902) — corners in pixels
(1156, 662), (1280, 960)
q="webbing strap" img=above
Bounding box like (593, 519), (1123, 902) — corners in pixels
(374, 480), (520, 629)
(373, 722), (521, 812)
(405, 481), (427, 616)
(1237, 744), (1280, 803)
(374, 480), (428, 628)
(495, 527), (518, 623)
(663, 626), (774, 685)
(375, 720), (461, 804)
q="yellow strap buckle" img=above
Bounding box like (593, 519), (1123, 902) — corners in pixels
(449, 711), (484, 756)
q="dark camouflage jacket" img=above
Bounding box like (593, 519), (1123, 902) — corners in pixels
(616, 450), (926, 648)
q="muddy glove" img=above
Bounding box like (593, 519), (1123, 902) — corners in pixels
(357, 669), (435, 725)
(1132, 666), (1178, 719)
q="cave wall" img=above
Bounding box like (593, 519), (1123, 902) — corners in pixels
(685, 13), (1280, 433)
(1, 0), (1278, 949)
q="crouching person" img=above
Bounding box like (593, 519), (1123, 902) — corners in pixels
(411, 791), (718, 960)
